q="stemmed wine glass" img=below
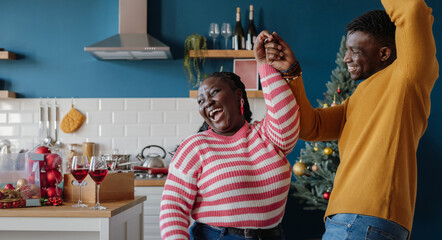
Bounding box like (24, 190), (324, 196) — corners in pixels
(209, 23), (220, 49)
(221, 23), (232, 49)
(71, 155), (89, 208)
(89, 156), (108, 210)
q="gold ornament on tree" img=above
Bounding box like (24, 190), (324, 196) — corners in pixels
(293, 150), (306, 176)
(323, 147), (333, 156)
(313, 143), (319, 151)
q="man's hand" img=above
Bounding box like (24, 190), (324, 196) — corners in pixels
(264, 32), (297, 72)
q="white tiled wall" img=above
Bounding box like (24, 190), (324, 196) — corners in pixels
(0, 98), (267, 164)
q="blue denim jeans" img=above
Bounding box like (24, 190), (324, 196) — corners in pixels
(190, 222), (285, 240)
(322, 214), (409, 240)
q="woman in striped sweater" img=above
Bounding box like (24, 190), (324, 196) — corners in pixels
(159, 33), (300, 240)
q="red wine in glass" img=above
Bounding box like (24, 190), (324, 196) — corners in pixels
(90, 169), (108, 184)
(89, 156), (108, 210)
(71, 156), (89, 208)
(72, 168), (89, 182)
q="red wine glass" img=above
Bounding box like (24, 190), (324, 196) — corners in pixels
(89, 156), (108, 210)
(71, 155), (89, 207)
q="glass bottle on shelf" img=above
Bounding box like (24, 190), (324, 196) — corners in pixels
(232, 7), (245, 50)
(246, 5), (257, 50)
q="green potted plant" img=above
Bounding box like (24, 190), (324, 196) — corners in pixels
(184, 33), (207, 88)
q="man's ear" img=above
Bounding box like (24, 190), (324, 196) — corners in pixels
(379, 46), (392, 62)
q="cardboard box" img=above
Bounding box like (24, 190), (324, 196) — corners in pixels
(63, 172), (134, 203)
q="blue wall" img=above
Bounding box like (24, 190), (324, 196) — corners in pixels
(1, 0), (441, 239)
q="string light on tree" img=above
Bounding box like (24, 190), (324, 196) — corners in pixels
(313, 143), (319, 151)
(337, 84), (341, 94)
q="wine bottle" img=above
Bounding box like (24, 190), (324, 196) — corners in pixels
(246, 5), (257, 50)
(232, 7), (245, 50)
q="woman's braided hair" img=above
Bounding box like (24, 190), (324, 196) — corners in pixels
(203, 72), (253, 123)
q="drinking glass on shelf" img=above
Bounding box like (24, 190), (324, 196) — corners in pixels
(71, 155), (89, 208)
(209, 23), (220, 49)
(221, 23), (232, 49)
(89, 156), (108, 210)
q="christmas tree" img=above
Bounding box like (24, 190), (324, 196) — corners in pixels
(291, 36), (357, 210)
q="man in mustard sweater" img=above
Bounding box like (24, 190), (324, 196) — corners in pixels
(259, 0), (438, 238)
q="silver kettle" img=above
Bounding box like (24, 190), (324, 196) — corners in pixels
(136, 145), (166, 168)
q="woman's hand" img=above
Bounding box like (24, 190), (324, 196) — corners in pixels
(264, 32), (297, 72)
(254, 30), (273, 68)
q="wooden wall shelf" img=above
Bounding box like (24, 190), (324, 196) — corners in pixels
(0, 51), (16, 60)
(0, 91), (16, 98)
(189, 90), (263, 98)
(189, 50), (254, 59)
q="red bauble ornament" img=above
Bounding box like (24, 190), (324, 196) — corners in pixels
(5, 183), (15, 190)
(46, 169), (62, 186)
(35, 146), (51, 154)
(40, 171), (48, 187)
(47, 186), (62, 198)
(40, 187), (48, 198)
(337, 89), (341, 93)
(323, 192), (331, 200)
(45, 153), (62, 171)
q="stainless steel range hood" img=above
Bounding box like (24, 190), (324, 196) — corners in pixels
(84, 0), (172, 60)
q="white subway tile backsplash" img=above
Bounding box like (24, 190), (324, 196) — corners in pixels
(100, 124), (124, 137)
(20, 99), (40, 111)
(114, 111), (137, 124)
(177, 124), (203, 138)
(125, 99), (151, 111)
(151, 99), (176, 111)
(177, 98), (198, 111)
(9, 112), (34, 123)
(113, 137), (138, 154)
(0, 100), (20, 111)
(100, 99), (125, 111)
(190, 111), (204, 124)
(125, 124), (150, 137)
(151, 124), (176, 137)
(138, 112), (163, 124)
(74, 99), (99, 111)
(87, 112), (112, 124)
(0, 98), (268, 159)
(0, 125), (20, 136)
(21, 125), (39, 137)
(73, 123), (99, 137)
(164, 111), (190, 124)
(0, 113), (7, 123)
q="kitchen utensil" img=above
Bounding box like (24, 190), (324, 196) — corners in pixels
(102, 149), (132, 170)
(39, 98), (44, 142)
(43, 101), (52, 146)
(52, 99), (61, 148)
(136, 145), (166, 168)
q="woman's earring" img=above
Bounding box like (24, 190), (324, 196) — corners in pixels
(240, 98), (244, 115)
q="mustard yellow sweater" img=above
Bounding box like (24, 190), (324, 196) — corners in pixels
(289, 0), (438, 232)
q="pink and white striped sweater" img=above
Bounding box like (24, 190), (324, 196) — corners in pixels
(160, 64), (300, 240)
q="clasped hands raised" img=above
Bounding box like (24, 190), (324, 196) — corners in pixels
(254, 30), (298, 73)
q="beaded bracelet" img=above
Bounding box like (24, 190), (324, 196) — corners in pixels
(284, 72), (302, 83)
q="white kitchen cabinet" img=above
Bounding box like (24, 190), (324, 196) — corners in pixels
(135, 186), (164, 240)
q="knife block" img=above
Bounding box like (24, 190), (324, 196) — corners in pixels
(63, 172), (134, 203)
